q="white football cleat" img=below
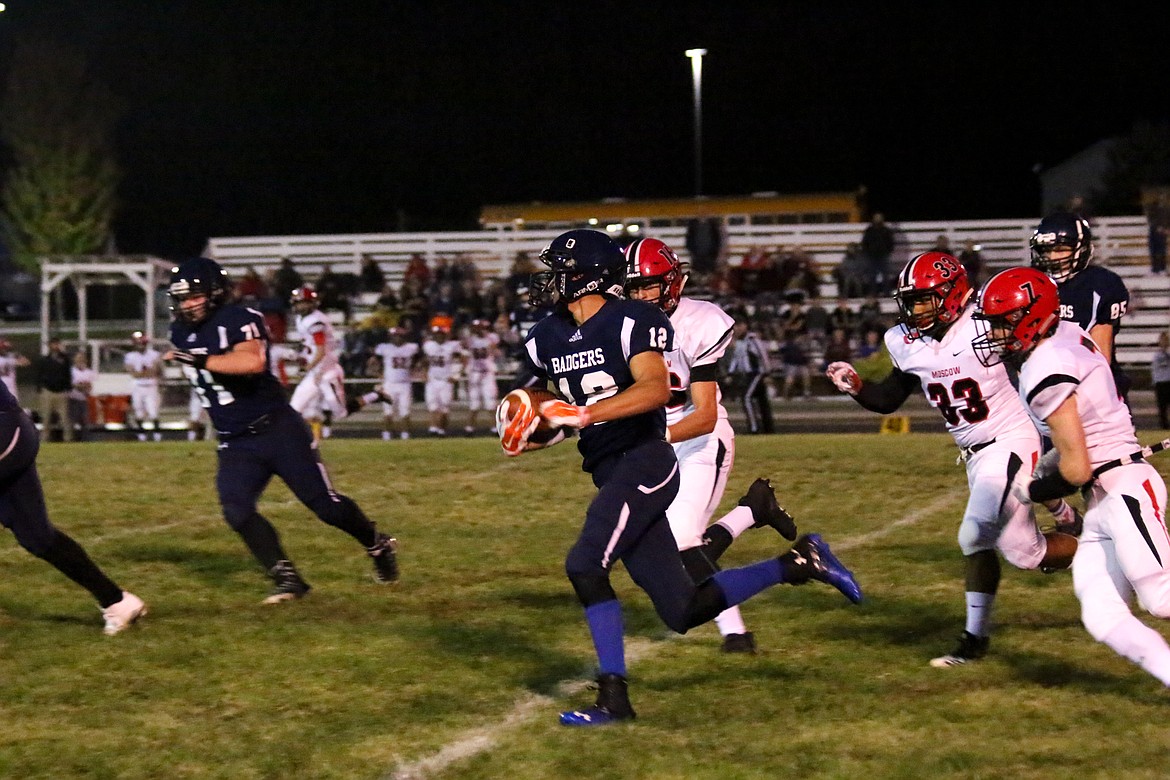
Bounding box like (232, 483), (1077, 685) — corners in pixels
(102, 591), (147, 636)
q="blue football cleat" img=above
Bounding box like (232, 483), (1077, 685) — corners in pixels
(559, 673), (636, 727)
(782, 533), (863, 604)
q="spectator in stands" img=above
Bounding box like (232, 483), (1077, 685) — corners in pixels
(821, 327), (853, 371)
(316, 263), (352, 323)
(804, 296), (830, 352)
(454, 278), (488, 328)
(856, 327), (883, 359)
(780, 245), (821, 300)
(237, 266), (268, 304)
(954, 239), (983, 290)
(778, 293), (808, 342)
(375, 283), (399, 311)
(1146, 191), (1170, 276)
(430, 256), (455, 295)
(1153, 331), (1170, 429)
(860, 212), (896, 294)
(685, 212), (724, 279)
(833, 242), (868, 298)
(504, 252), (536, 308)
(453, 253), (480, 288)
(271, 257), (304, 309)
(931, 234), (952, 254)
(35, 338), (74, 442)
(778, 333), (813, 401)
(430, 281), (459, 322)
(399, 277), (430, 329)
(827, 297), (859, 340)
(359, 254), (386, 293)
(403, 253), (431, 289)
(68, 351), (95, 442)
(736, 245), (770, 297)
(858, 294), (884, 334)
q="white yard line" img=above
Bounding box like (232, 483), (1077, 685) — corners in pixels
(385, 488), (965, 780)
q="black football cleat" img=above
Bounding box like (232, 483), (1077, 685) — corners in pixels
(720, 632), (757, 654)
(345, 396), (363, 415)
(559, 673), (636, 727)
(367, 533), (399, 584)
(739, 478), (797, 540)
(263, 560), (311, 605)
(779, 533), (862, 604)
(930, 630), (990, 668)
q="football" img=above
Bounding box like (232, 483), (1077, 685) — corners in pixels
(497, 386), (567, 445)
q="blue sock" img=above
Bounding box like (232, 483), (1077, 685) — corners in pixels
(713, 559), (784, 605)
(584, 600), (626, 677)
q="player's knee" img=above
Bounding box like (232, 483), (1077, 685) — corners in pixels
(565, 569), (616, 608)
(676, 580), (728, 633)
(11, 519), (58, 558)
(221, 502), (255, 531)
(957, 519), (997, 556)
(1134, 573), (1170, 619)
(679, 546), (718, 585)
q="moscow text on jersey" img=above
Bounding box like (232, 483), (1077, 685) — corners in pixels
(523, 298), (674, 473)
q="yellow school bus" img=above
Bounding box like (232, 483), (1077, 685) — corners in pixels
(479, 190), (865, 230)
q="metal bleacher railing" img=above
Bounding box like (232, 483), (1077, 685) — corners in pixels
(205, 215), (1164, 371)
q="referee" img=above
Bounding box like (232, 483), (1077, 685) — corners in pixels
(726, 320), (774, 434)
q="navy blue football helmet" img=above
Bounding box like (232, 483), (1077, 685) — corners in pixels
(168, 257), (232, 324)
(1030, 212), (1093, 283)
(530, 230), (627, 307)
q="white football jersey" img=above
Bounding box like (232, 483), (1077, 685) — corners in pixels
(294, 309), (340, 373)
(465, 332), (499, 375)
(885, 306), (1033, 449)
(423, 339), (464, 382)
(0, 354), (19, 398)
(1019, 320), (1138, 465)
(124, 349), (162, 386)
(375, 341), (419, 384)
(664, 297), (735, 426)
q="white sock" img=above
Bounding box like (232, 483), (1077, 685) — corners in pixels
(965, 591), (994, 637)
(187, 430), (197, 441)
(1102, 620), (1170, 686)
(714, 605), (748, 637)
(714, 506), (756, 540)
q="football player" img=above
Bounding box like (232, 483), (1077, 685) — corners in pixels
(504, 229), (861, 726)
(164, 257), (399, 602)
(124, 331), (163, 441)
(974, 267), (1170, 687)
(421, 324), (465, 436)
(373, 327), (419, 440)
(0, 338), (31, 402)
(1030, 212), (1131, 401)
(624, 237), (798, 654)
(826, 252), (1080, 667)
(0, 376), (146, 634)
(463, 319), (500, 436)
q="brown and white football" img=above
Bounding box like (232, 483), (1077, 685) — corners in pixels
(496, 386), (566, 445)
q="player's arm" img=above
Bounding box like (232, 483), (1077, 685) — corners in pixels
(826, 361), (916, 413)
(1088, 323), (1115, 365)
(570, 350), (671, 427)
(303, 330), (327, 373)
(1028, 394), (1092, 501)
(165, 339), (265, 375)
(666, 376), (717, 443)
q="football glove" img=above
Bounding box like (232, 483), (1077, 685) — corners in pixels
(499, 403), (539, 457)
(1032, 447), (1061, 480)
(825, 361), (861, 395)
(539, 399), (592, 429)
(169, 350), (208, 370)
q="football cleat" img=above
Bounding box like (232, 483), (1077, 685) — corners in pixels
(559, 673), (636, 727)
(779, 534), (862, 604)
(738, 478), (797, 540)
(930, 630), (990, 668)
(263, 560), (311, 604)
(101, 591), (148, 636)
(720, 632), (757, 654)
(367, 533), (399, 584)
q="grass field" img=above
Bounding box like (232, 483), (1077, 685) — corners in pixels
(2, 433), (1170, 779)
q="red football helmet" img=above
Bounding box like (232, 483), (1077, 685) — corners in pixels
(623, 237), (686, 313)
(894, 251), (971, 339)
(289, 286), (319, 306)
(972, 267), (1060, 367)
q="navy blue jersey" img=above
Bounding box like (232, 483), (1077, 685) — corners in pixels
(170, 304), (288, 435)
(1057, 265), (1130, 393)
(523, 299), (674, 473)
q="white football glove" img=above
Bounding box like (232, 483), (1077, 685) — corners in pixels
(825, 362), (861, 395)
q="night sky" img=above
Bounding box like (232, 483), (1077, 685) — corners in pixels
(1, 2), (1167, 256)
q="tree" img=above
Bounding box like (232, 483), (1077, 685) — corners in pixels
(1093, 121), (1170, 216)
(0, 40), (122, 272)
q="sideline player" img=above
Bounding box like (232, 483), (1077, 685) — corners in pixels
(624, 237), (797, 654)
(0, 338), (31, 403)
(373, 327), (419, 440)
(502, 229), (861, 726)
(0, 377), (146, 634)
(1029, 211), (1131, 401)
(164, 257), (399, 602)
(421, 324), (464, 436)
(124, 331), (163, 441)
(974, 267), (1170, 687)
(826, 252), (1079, 667)
(463, 319), (500, 436)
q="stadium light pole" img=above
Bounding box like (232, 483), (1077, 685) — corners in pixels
(685, 48), (706, 197)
